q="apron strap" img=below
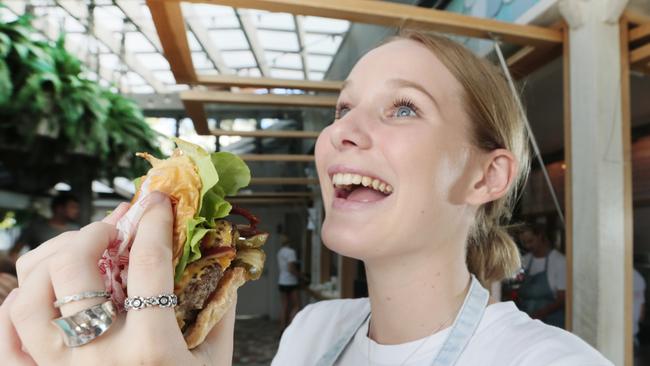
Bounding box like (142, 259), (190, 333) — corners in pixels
(431, 276), (489, 366)
(315, 309), (371, 366)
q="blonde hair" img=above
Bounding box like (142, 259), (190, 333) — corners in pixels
(390, 30), (531, 287)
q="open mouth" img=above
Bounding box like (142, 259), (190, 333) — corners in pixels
(332, 173), (393, 203)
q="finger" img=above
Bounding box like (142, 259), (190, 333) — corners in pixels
(126, 192), (175, 323)
(0, 290), (37, 366)
(194, 294), (237, 365)
(49, 222), (119, 316)
(16, 202), (127, 285)
(10, 264), (61, 359)
(102, 202), (130, 225)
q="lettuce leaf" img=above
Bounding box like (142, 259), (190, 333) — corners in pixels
(171, 141), (251, 282)
(175, 217), (210, 282)
(211, 152), (251, 196)
(172, 137), (218, 213)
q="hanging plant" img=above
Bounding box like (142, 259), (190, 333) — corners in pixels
(0, 14), (161, 193)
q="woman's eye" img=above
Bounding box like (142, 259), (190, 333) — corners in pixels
(394, 105), (416, 118)
(336, 106), (350, 119)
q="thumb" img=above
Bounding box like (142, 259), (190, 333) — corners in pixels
(194, 294), (237, 366)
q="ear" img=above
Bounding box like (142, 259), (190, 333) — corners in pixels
(465, 149), (518, 206)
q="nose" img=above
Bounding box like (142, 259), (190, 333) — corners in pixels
(328, 110), (372, 151)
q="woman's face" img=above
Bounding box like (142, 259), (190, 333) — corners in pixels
(315, 39), (480, 262)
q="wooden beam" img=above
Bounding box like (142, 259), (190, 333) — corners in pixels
(624, 10), (650, 26)
(507, 44), (562, 78)
(249, 177), (319, 185)
(239, 154), (315, 162)
(506, 22), (564, 78)
(629, 22), (650, 43)
(147, 0), (197, 83)
(185, 0), (562, 47)
(212, 129), (319, 139)
(630, 43), (650, 69)
(182, 100), (210, 134)
(181, 90), (337, 107)
(196, 74), (343, 91)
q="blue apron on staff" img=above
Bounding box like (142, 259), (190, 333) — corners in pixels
(518, 255), (565, 328)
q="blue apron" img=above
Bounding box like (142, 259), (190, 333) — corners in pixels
(315, 276), (489, 366)
(518, 255), (565, 328)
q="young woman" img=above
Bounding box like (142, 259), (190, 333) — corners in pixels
(0, 31), (612, 366)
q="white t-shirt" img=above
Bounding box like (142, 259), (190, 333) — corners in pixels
(521, 249), (567, 293)
(633, 269), (646, 337)
(277, 246), (298, 286)
(272, 298), (612, 366)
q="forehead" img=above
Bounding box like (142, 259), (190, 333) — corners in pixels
(346, 39), (462, 98)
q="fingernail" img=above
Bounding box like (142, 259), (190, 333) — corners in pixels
(4, 289), (18, 304)
(148, 191), (169, 205)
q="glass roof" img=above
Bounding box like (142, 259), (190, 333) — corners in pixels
(1, 0), (350, 94)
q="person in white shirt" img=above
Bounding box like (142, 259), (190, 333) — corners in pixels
(518, 225), (566, 328)
(0, 31), (613, 366)
(277, 238), (301, 330)
(634, 268), (646, 347)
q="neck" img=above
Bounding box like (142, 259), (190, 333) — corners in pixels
(365, 242), (471, 345)
(533, 246), (551, 258)
(49, 215), (67, 226)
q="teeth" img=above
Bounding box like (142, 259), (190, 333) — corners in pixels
(332, 173), (393, 195)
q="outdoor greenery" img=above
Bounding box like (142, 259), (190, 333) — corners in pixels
(0, 14), (160, 192)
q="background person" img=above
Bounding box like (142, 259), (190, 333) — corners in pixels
(276, 236), (301, 331)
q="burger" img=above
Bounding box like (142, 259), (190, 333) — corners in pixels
(100, 138), (267, 349)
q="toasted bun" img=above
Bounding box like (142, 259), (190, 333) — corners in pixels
(184, 267), (246, 349)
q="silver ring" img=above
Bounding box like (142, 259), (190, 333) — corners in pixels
(124, 293), (177, 311)
(52, 300), (117, 347)
(53, 291), (110, 308)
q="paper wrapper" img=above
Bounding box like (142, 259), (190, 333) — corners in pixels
(98, 178), (157, 311)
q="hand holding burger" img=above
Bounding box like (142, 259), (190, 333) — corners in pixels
(0, 139), (267, 365)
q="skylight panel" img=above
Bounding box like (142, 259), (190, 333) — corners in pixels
(258, 30), (299, 52)
(303, 16), (350, 33)
(99, 53), (121, 70)
(237, 68), (262, 77)
(186, 30), (204, 52)
(153, 70), (176, 85)
(126, 31), (156, 53)
(222, 50), (257, 69)
(135, 53), (170, 70)
(306, 55), (332, 72)
(209, 29), (249, 50)
(305, 34), (342, 54)
(189, 4), (239, 28)
(94, 6), (127, 32)
(270, 68), (303, 79)
(250, 10), (295, 31)
(267, 52), (302, 69)
(309, 72), (325, 81)
(130, 85), (155, 94)
(191, 51), (215, 69)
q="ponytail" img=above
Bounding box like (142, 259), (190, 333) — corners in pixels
(466, 223), (520, 289)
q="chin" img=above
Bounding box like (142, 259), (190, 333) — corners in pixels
(321, 216), (389, 261)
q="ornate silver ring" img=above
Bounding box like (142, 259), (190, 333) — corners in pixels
(124, 293), (177, 311)
(53, 290), (110, 308)
(52, 300), (117, 347)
